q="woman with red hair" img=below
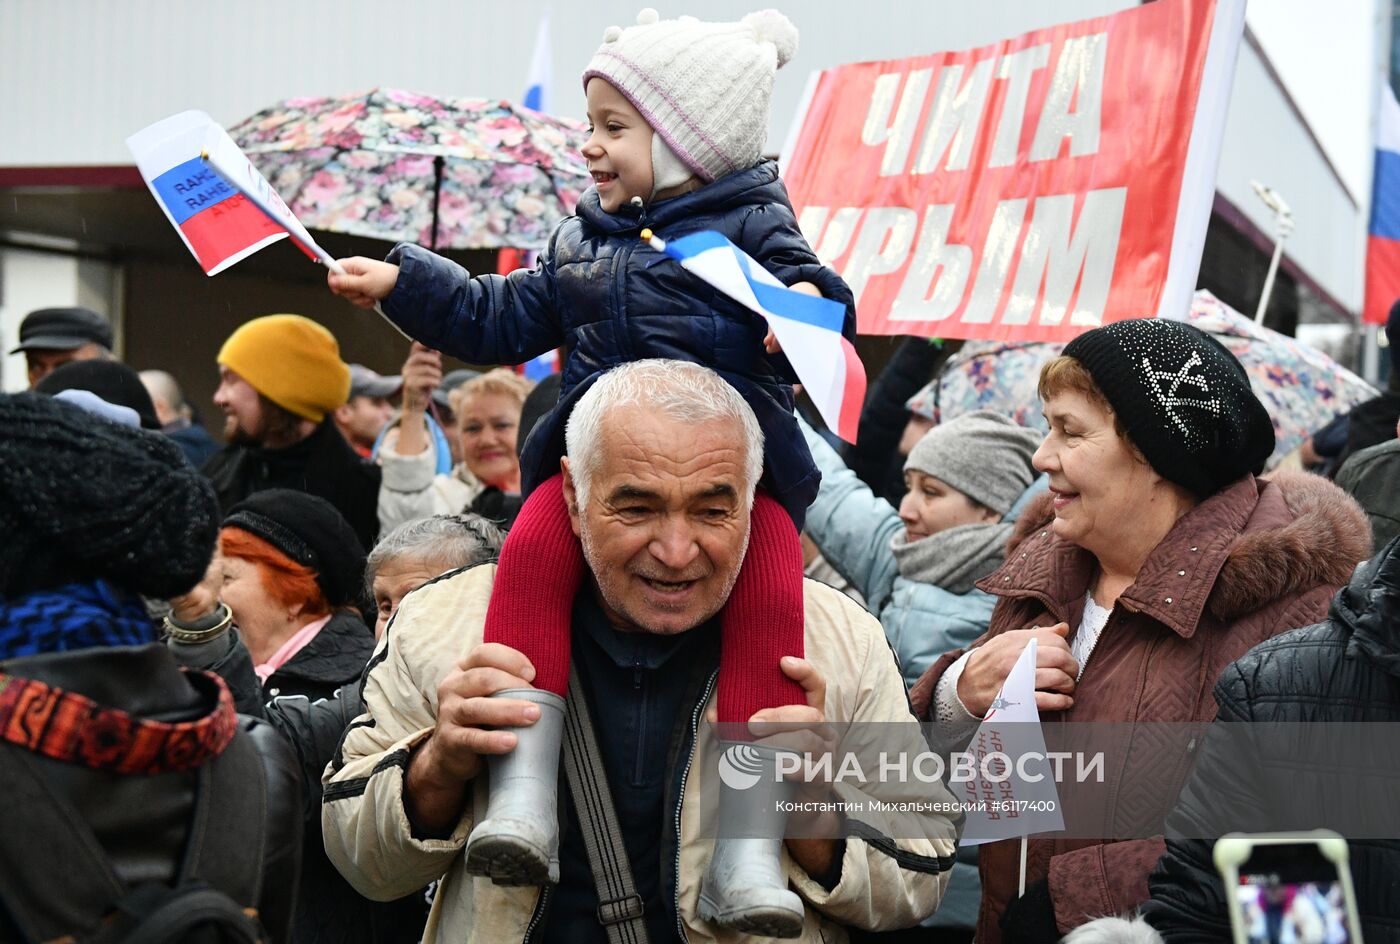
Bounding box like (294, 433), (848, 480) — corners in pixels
(217, 489), (373, 701)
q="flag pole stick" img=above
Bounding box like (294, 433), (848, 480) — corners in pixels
(640, 228), (666, 252)
(1018, 834), (1029, 897)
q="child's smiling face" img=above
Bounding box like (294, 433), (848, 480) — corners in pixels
(583, 78), (654, 213)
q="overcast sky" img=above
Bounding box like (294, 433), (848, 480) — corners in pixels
(1247, 0), (1383, 205)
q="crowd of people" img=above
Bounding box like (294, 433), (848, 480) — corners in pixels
(3, 7), (1399, 944)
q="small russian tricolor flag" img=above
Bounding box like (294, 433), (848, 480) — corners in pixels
(127, 111), (287, 275)
(522, 12), (552, 113)
(523, 348), (560, 381)
(1366, 82), (1400, 325)
(644, 229), (866, 443)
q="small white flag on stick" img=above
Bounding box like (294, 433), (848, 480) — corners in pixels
(957, 639), (1065, 852)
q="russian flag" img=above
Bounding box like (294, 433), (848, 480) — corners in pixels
(522, 12), (552, 112)
(505, 11), (563, 383)
(1366, 82), (1400, 325)
(127, 111), (287, 275)
(644, 229), (867, 443)
(522, 349), (560, 381)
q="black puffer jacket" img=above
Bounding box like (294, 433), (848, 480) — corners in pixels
(260, 610), (374, 703)
(202, 420), (382, 551)
(1141, 535), (1400, 943)
(1339, 387), (1400, 469)
(381, 160), (856, 523)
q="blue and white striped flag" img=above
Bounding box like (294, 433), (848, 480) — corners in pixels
(643, 229), (866, 443)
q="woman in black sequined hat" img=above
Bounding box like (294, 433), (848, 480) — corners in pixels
(906, 317), (1372, 944)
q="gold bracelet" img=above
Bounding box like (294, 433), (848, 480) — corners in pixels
(163, 604), (233, 644)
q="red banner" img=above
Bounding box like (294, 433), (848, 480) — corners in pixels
(783, 0), (1243, 342)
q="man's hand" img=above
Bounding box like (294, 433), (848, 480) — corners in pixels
(328, 257), (400, 308)
(957, 623), (1077, 716)
(404, 643), (539, 834)
(744, 657), (844, 883)
(747, 656), (834, 777)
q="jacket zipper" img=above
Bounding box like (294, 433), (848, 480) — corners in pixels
(674, 668), (720, 944)
(611, 202), (647, 361)
(521, 885), (552, 943)
(526, 664), (713, 943)
(1075, 601), (1113, 682)
(634, 668), (647, 785)
(1085, 599), (1138, 834)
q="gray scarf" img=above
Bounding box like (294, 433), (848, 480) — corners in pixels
(888, 521), (1015, 595)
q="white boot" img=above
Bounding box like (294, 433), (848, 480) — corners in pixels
(463, 688), (565, 885)
(698, 743), (804, 938)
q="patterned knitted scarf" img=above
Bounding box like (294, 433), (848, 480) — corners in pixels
(0, 580), (156, 660)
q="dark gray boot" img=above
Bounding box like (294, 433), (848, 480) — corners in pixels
(463, 688), (565, 885)
(698, 743), (805, 938)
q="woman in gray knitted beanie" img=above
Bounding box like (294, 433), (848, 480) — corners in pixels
(799, 409), (1044, 939)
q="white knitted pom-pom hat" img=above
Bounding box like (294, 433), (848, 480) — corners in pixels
(582, 8), (798, 184)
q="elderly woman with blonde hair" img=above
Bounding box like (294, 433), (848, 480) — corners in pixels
(378, 365), (534, 531)
(908, 318), (1371, 944)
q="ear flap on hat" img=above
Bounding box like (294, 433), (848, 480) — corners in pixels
(651, 134), (694, 197)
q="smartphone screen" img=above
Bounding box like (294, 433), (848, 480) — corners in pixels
(1235, 843), (1351, 944)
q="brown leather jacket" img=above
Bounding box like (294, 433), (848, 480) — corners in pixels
(908, 471), (1371, 943)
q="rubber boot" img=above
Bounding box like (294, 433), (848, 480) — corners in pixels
(698, 743), (805, 938)
(463, 688), (565, 886)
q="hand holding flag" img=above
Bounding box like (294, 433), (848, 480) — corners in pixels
(130, 109), (404, 334)
(957, 638), (1066, 859)
(641, 229), (867, 443)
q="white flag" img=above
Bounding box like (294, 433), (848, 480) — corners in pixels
(958, 639), (1066, 845)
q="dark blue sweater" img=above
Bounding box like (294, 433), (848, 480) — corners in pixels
(542, 592), (719, 944)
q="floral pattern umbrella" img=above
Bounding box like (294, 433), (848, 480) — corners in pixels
(905, 291), (1376, 469)
(228, 87), (590, 251)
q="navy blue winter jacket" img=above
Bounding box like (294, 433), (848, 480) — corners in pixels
(380, 160), (856, 523)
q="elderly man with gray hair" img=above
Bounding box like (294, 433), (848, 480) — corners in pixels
(322, 360), (960, 944)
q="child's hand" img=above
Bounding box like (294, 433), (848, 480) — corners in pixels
(328, 257), (400, 308)
(764, 281), (824, 354)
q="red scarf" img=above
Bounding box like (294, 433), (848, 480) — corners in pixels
(0, 668), (238, 775)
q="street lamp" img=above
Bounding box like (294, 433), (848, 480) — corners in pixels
(1251, 180), (1294, 324)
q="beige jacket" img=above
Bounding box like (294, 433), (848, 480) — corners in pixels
(322, 562), (959, 943)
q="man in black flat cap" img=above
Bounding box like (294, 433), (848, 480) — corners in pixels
(10, 306), (114, 388)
